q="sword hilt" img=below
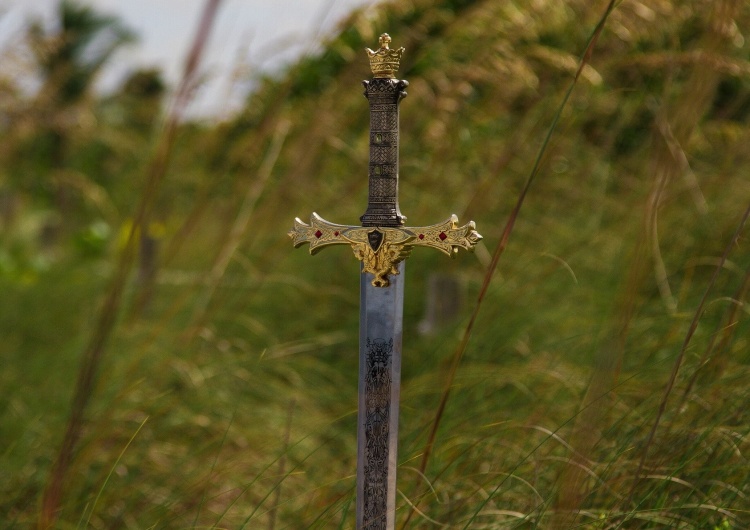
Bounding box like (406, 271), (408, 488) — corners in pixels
(289, 34), (482, 288)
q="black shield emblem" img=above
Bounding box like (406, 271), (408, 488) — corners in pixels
(367, 230), (384, 252)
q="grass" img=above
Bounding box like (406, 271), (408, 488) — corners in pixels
(1, 0), (750, 528)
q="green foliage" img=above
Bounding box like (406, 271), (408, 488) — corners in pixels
(1, 0), (750, 528)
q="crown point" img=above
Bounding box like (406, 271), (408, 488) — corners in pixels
(366, 32), (404, 79)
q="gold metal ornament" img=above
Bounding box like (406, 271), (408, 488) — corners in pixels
(408, 215), (482, 256)
(366, 33), (404, 79)
(288, 213), (352, 254)
(343, 227), (414, 287)
(288, 214), (482, 287)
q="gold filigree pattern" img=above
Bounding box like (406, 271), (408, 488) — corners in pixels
(288, 213), (351, 254)
(407, 214), (482, 256)
(288, 213), (482, 287)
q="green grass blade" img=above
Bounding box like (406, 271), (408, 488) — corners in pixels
(83, 416), (148, 528)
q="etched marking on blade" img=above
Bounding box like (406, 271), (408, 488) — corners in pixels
(363, 338), (392, 529)
(357, 261), (404, 529)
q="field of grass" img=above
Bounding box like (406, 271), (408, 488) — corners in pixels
(1, 0), (749, 528)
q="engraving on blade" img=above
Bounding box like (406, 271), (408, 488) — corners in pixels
(363, 338), (393, 530)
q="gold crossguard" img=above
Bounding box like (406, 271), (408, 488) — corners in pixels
(289, 213), (482, 287)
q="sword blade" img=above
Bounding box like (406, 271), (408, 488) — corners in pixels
(357, 261), (405, 530)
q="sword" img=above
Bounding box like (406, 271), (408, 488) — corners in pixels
(289, 33), (481, 529)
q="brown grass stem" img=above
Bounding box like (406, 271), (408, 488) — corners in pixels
(37, 2), (223, 526)
(130, 0), (224, 315)
(556, 0), (743, 523)
(677, 265), (750, 411)
(400, 2), (617, 527)
(628, 201), (750, 504)
(624, 0), (744, 508)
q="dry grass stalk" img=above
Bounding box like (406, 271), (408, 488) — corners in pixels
(38, 2), (223, 527)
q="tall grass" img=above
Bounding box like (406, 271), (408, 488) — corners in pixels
(1, 0), (749, 528)
(36, 1), (223, 527)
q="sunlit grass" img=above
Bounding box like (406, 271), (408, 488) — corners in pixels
(1, 0), (749, 528)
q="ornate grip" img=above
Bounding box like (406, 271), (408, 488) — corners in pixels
(360, 78), (408, 228)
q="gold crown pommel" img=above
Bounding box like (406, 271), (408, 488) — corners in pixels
(366, 33), (404, 79)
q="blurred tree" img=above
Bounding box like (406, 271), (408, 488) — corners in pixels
(117, 68), (166, 132)
(22, 0), (135, 237)
(98, 67), (166, 193)
(30, 0), (135, 109)
(0, 1), (137, 279)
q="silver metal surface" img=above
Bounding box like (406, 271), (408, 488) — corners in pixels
(357, 261), (405, 529)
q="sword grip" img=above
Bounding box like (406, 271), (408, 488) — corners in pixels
(360, 78), (408, 228)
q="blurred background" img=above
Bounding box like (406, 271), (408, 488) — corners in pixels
(1, 0), (749, 528)
(1, 0), (373, 117)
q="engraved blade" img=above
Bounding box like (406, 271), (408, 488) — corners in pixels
(357, 261), (405, 529)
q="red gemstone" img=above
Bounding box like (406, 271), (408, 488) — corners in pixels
(334, 231), (340, 236)
(418, 234), (425, 240)
(315, 230), (323, 238)
(439, 232), (447, 241)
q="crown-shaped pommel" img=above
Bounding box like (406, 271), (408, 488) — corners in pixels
(366, 33), (404, 78)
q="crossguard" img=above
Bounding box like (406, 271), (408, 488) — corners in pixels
(289, 213), (482, 287)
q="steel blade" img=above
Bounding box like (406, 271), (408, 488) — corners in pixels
(357, 261), (405, 530)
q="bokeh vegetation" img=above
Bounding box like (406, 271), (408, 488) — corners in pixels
(1, 0), (749, 528)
